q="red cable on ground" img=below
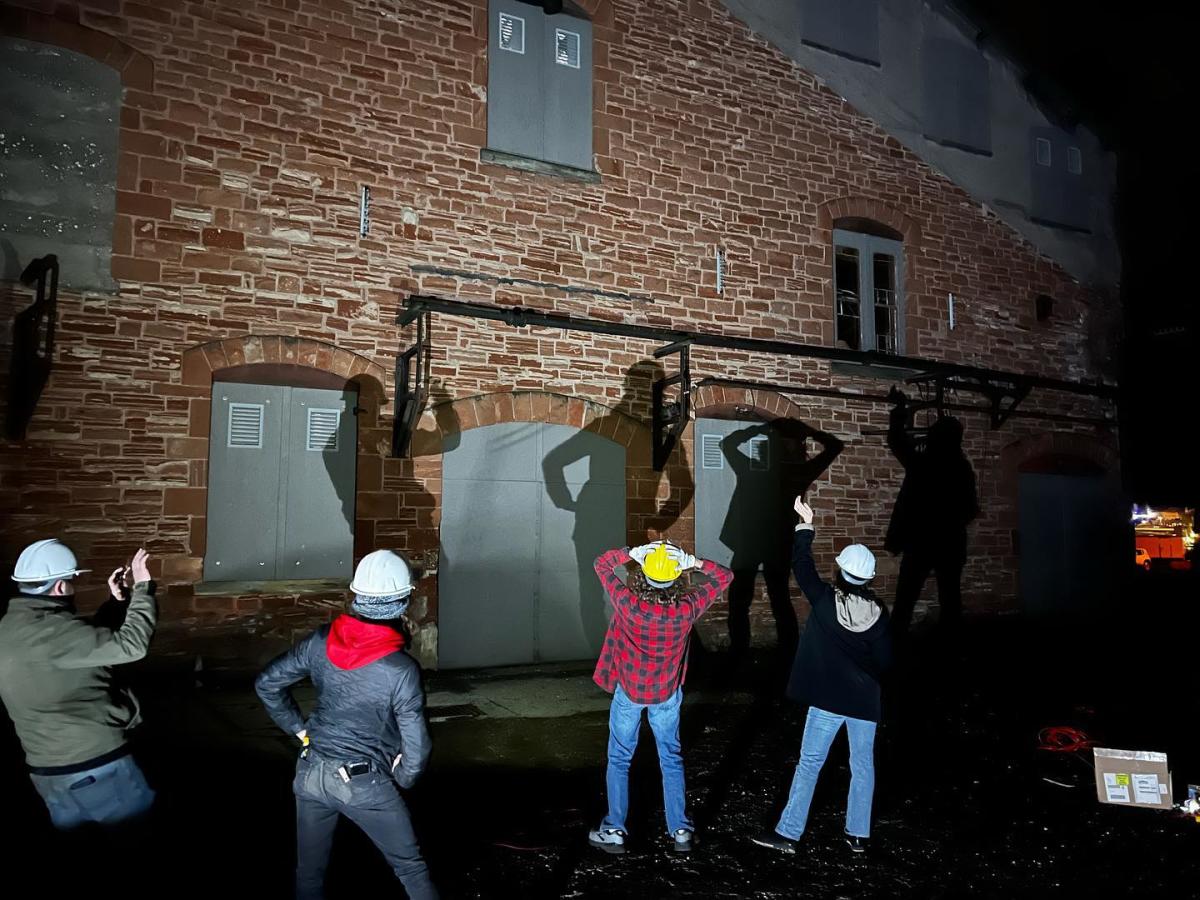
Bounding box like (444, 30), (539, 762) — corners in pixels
(1037, 726), (1094, 753)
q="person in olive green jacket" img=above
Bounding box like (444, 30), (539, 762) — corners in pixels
(0, 540), (157, 829)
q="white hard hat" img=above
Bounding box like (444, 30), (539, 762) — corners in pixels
(349, 550), (414, 598)
(835, 543), (876, 585)
(12, 539), (91, 583)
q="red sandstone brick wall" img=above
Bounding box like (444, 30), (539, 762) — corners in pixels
(0, 0), (1117, 660)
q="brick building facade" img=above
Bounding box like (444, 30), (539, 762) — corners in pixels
(0, 0), (1119, 667)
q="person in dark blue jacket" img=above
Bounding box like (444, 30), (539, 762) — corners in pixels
(752, 498), (893, 855)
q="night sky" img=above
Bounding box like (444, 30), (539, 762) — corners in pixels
(953, 1), (1194, 505)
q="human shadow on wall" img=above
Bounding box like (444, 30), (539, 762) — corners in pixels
(320, 380), (363, 543)
(885, 388), (979, 640)
(542, 360), (695, 657)
(398, 380), (460, 648)
(721, 417), (844, 663)
(5, 250), (57, 441)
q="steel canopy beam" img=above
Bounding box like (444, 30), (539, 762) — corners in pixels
(696, 377), (1111, 428)
(400, 294), (1116, 401)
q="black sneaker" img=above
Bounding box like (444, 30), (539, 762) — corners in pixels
(750, 829), (798, 855)
(845, 833), (869, 854)
(671, 829), (696, 854)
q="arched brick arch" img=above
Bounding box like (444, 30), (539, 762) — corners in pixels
(692, 383), (799, 421)
(817, 196), (923, 248)
(410, 389), (649, 460)
(0, 8), (154, 91)
(990, 429), (1121, 599)
(181, 335), (388, 390)
(998, 430), (1119, 505)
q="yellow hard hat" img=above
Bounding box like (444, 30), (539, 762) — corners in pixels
(641, 543), (682, 585)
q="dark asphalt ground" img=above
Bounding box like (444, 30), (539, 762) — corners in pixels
(3, 571), (1198, 898)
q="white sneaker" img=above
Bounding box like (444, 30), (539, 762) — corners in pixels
(588, 827), (628, 855)
(672, 829), (696, 854)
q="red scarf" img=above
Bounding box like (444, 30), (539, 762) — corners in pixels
(325, 614), (405, 670)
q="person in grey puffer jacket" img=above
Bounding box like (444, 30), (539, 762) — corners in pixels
(256, 550), (437, 900)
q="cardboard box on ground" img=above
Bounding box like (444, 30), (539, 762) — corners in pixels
(1093, 747), (1174, 810)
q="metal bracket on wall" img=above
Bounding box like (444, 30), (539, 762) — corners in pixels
(6, 254), (59, 441)
(651, 340), (691, 472)
(907, 372), (1032, 429)
(391, 310), (431, 458)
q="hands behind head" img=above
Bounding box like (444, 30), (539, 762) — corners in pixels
(794, 496), (814, 524)
(628, 542), (701, 572)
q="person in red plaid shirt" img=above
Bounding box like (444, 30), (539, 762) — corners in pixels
(588, 541), (733, 855)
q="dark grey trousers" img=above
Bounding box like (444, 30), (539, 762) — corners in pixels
(294, 755), (437, 900)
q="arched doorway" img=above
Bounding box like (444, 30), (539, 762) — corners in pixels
(438, 420), (626, 668)
(204, 364), (358, 582)
(1015, 452), (1126, 614)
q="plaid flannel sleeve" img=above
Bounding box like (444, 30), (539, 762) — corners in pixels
(687, 559), (734, 620)
(594, 547), (637, 609)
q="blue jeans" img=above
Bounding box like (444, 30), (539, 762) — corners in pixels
(776, 706), (877, 839)
(602, 685), (692, 835)
(29, 754), (155, 830)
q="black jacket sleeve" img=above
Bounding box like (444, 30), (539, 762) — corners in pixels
(255, 631), (318, 736)
(791, 526), (831, 606)
(391, 662), (433, 789)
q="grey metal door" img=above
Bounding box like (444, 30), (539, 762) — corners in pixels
(1018, 472), (1122, 615)
(695, 418), (780, 571)
(205, 382), (355, 581)
(439, 421), (626, 669)
(205, 382), (285, 581)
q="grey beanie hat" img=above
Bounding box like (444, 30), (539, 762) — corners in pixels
(351, 592), (410, 621)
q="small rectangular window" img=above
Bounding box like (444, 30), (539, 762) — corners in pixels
(832, 229), (904, 355)
(701, 434), (724, 470)
(555, 29), (581, 69)
(1066, 146), (1082, 175)
(1035, 137), (1052, 167)
(227, 403), (264, 449)
(498, 12), (525, 54)
(306, 408), (341, 452)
